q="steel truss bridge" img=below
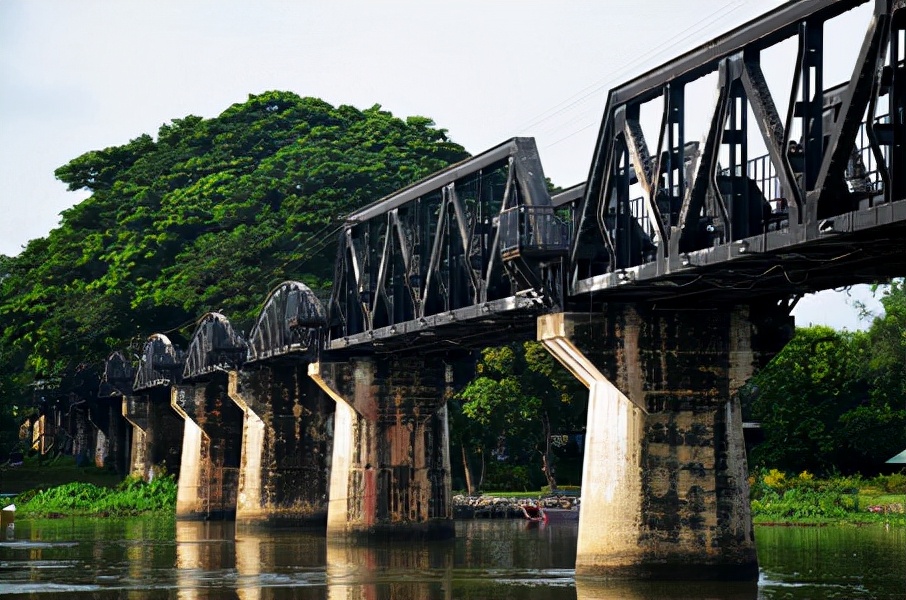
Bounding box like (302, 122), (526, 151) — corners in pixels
(325, 0), (906, 354)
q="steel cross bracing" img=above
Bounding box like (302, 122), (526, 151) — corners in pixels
(570, 0), (906, 305)
(325, 138), (570, 354)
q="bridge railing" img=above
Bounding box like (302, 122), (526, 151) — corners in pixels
(499, 206), (570, 260)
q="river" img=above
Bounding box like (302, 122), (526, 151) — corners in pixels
(0, 518), (903, 598)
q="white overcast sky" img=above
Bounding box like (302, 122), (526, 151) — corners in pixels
(0, 0), (886, 330)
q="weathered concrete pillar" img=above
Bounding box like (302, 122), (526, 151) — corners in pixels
(228, 365), (334, 526)
(89, 398), (130, 474)
(97, 351), (135, 476)
(539, 303), (791, 579)
(122, 390), (184, 481)
(311, 356), (453, 540)
(126, 334), (186, 481)
(172, 379), (244, 519)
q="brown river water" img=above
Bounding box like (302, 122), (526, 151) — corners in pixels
(0, 518), (904, 599)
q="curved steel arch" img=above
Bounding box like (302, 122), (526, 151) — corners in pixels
(183, 312), (247, 380)
(246, 281), (325, 363)
(99, 350), (135, 398)
(133, 333), (185, 391)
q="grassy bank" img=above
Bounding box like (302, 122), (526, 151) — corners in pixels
(750, 469), (906, 526)
(10, 474), (176, 518)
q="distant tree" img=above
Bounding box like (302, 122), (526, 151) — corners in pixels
(842, 280), (906, 468)
(749, 326), (867, 474)
(455, 342), (585, 491)
(748, 312), (906, 475)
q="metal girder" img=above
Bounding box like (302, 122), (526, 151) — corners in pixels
(247, 281), (325, 363)
(133, 334), (184, 391)
(610, 0), (865, 105)
(182, 312), (247, 380)
(326, 137), (568, 353)
(740, 55), (803, 223)
(571, 0), (906, 303)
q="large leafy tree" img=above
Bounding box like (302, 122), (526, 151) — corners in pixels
(0, 92), (468, 420)
(454, 341), (586, 492)
(748, 307), (906, 475)
(842, 280), (906, 468)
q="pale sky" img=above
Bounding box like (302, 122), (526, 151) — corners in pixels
(0, 0), (885, 330)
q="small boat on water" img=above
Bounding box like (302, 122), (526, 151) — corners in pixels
(520, 504), (545, 522)
(519, 503), (579, 523)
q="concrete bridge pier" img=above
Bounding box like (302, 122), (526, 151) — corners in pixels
(227, 365), (334, 526)
(311, 356), (453, 541)
(172, 379), (244, 520)
(88, 397), (130, 474)
(122, 391), (184, 481)
(539, 304), (791, 580)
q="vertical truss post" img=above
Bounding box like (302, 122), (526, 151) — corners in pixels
(794, 20), (825, 197)
(890, 8), (906, 200)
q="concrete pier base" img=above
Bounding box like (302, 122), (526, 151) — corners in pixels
(539, 304), (791, 580)
(228, 366), (334, 526)
(311, 357), (453, 541)
(171, 380), (243, 520)
(89, 398), (129, 475)
(122, 391), (184, 481)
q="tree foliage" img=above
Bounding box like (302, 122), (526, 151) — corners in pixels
(0, 92), (467, 419)
(748, 285), (906, 476)
(454, 341), (586, 492)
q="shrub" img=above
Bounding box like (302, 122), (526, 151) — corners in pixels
(873, 472), (906, 494)
(15, 473), (177, 518)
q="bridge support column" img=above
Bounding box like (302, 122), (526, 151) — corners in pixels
(122, 391), (184, 481)
(171, 379), (244, 520)
(89, 398), (129, 475)
(539, 304), (790, 580)
(227, 366), (334, 526)
(311, 357), (453, 540)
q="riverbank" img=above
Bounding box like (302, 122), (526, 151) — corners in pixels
(749, 469), (906, 526)
(10, 475), (176, 518)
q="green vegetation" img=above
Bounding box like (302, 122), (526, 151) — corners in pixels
(13, 474), (177, 518)
(452, 342), (586, 494)
(744, 282), (906, 476)
(750, 468), (906, 526)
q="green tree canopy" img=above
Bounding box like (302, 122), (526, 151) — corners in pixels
(748, 300), (906, 475)
(0, 92), (468, 417)
(454, 341), (586, 492)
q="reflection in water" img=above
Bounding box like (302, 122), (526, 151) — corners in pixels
(233, 524), (326, 600)
(756, 524), (906, 599)
(1, 519), (905, 598)
(326, 538), (453, 600)
(576, 579), (758, 600)
(175, 521), (236, 599)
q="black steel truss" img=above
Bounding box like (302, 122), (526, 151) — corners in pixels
(326, 138), (569, 353)
(183, 312), (248, 380)
(247, 281), (325, 362)
(133, 334), (184, 391)
(571, 0), (906, 303)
